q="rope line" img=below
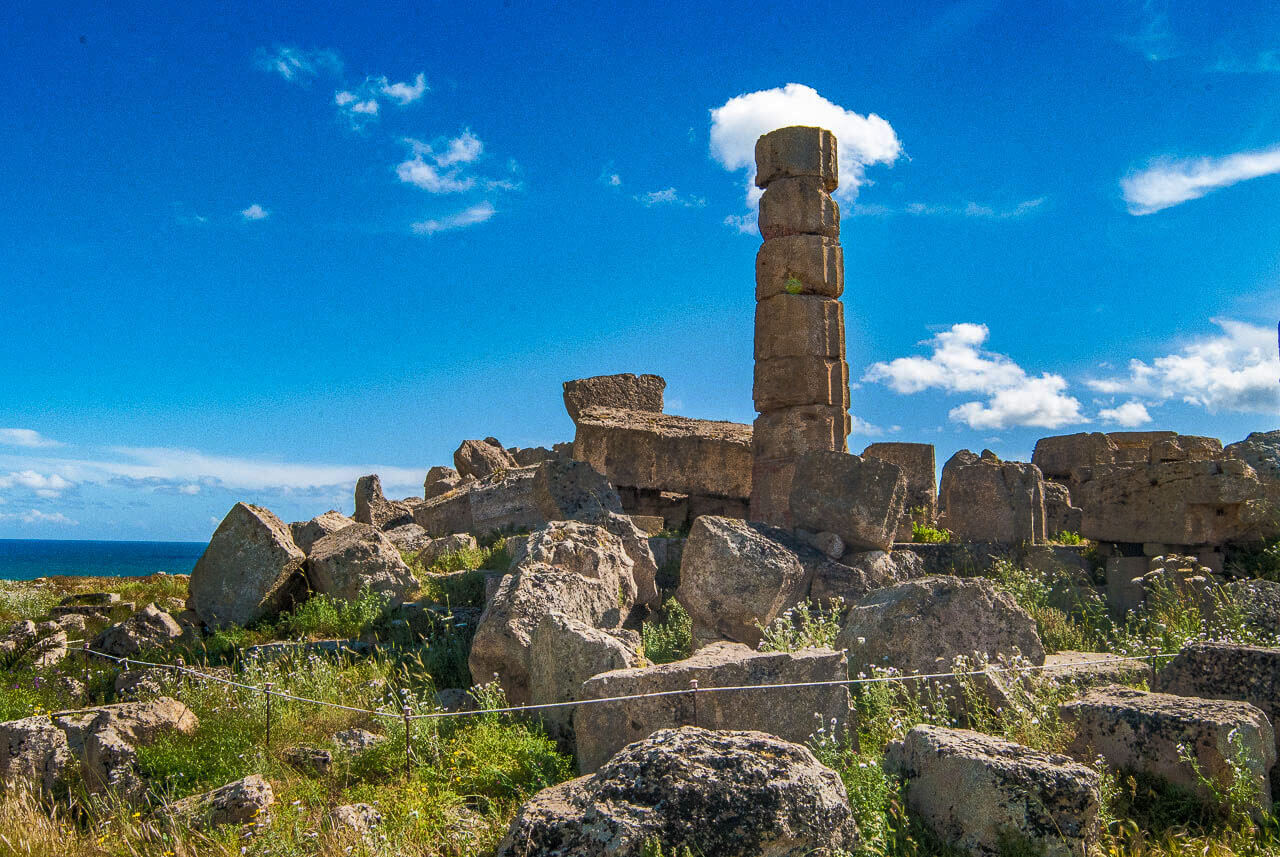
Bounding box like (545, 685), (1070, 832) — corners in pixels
(74, 644), (1179, 721)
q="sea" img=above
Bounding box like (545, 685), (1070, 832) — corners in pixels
(0, 539), (208, 580)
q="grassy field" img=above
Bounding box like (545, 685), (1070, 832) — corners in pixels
(2, 544), (1280, 856)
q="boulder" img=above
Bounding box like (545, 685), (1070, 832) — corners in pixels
(1043, 481), (1083, 537)
(529, 611), (637, 743)
(837, 575), (1045, 677)
(469, 466), (547, 535)
(575, 642), (852, 774)
(284, 746), (332, 776)
(423, 465), (464, 499)
(1155, 642), (1280, 751)
(675, 516), (813, 646)
(497, 726), (859, 857)
(469, 564), (629, 706)
(159, 774), (274, 829)
(572, 406), (752, 500)
(862, 442), (937, 541)
(528, 456), (624, 523)
(189, 503), (308, 629)
(885, 725), (1100, 857)
(510, 520), (642, 606)
(91, 604), (183, 657)
(508, 444), (572, 467)
(414, 533), (478, 568)
(353, 474), (416, 530)
(0, 716), (72, 793)
(454, 437), (519, 481)
(1060, 685), (1275, 809)
(332, 728), (384, 754)
(383, 523), (432, 553)
(563, 373), (666, 424)
(808, 549), (925, 608)
(1225, 430), (1280, 502)
(1076, 458), (1272, 545)
(790, 451), (907, 552)
(330, 802), (382, 833)
(289, 511), (355, 554)
(0, 619), (67, 668)
(114, 668), (170, 700)
(938, 450), (1048, 544)
(306, 523), (418, 605)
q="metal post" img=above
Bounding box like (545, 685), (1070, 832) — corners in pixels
(402, 705), (412, 780)
(264, 682), (273, 750)
(689, 679), (699, 728)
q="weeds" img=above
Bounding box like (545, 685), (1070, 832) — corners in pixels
(756, 598), (845, 652)
(641, 598), (692, 664)
(911, 521), (951, 544)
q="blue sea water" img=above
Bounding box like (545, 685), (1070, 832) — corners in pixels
(0, 539), (207, 580)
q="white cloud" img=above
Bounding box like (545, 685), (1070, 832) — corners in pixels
(849, 415), (882, 436)
(1087, 319), (1280, 413)
(177, 483), (201, 495)
(1121, 144), (1280, 214)
(379, 73), (428, 105)
(412, 201), (496, 235)
(1098, 401), (1153, 427)
(636, 187), (706, 208)
(0, 429), (60, 448)
(241, 203), (269, 221)
(0, 509), (78, 526)
(0, 470), (73, 498)
(864, 324), (1088, 430)
(897, 198), (1047, 219)
(396, 134), (484, 193)
(723, 214), (758, 235)
(335, 91), (379, 116)
(709, 83), (902, 218)
(255, 46), (342, 84)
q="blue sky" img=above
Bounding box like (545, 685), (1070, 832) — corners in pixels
(1, 0), (1277, 540)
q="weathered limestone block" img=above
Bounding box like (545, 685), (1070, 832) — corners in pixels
(808, 549), (925, 607)
(790, 451), (906, 552)
(498, 727), (859, 857)
(354, 474), (416, 530)
(54, 697), (198, 798)
(1077, 458), (1271, 545)
(423, 465), (464, 499)
(755, 125), (839, 190)
(563, 373), (665, 423)
(91, 603), (183, 657)
(453, 438), (518, 481)
(1038, 651), (1153, 693)
(574, 643), (853, 774)
(469, 563), (628, 706)
(1060, 685), (1275, 809)
(758, 176), (840, 241)
(756, 235), (844, 300)
(289, 510), (355, 554)
(529, 611), (636, 743)
(753, 356), (849, 411)
(572, 407), (752, 500)
(0, 716), (72, 793)
(159, 774), (274, 830)
(507, 443), (572, 467)
(1032, 432), (1120, 482)
(330, 802), (381, 833)
(837, 575), (1045, 677)
(414, 533), (478, 567)
(1225, 430), (1280, 502)
(863, 442), (937, 541)
(1155, 642), (1280, 751)
(511, 521), (641, 605)
(750, 406), (850, 528)
(1043, 481), (1083, 536)
(885, 725), (1100, 857)
(189, 503), (307, 629)
(675, 516), (812, 646)
(529, 456), (624, 523)
(383, 523), (431, 553)
(938, 450), (1047, 544)
(1149, 435), (1223, 464)
(413, 485), (474, 537)
(307, 523), (418, 605)
(754, 295), (845, 360)
(469, 466), (546, 534)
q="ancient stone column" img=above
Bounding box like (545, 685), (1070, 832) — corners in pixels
(749, 126), (850, 527)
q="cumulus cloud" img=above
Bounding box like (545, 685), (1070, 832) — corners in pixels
(709, 83), (902, 218)
(396, 133), (484, 193)
(864, 324), (1088, 430)
(412, 201), (496, 235)
(1087, 319), (1280, 413)
(636, 187), (706, 208)
(1098, 400), (1153, 427)
(1121, 145), (1280, 214)
(0, 429), (60, 448)
(0, 509), (77, 526)
(0, 470), (74, 498)
(849, 415), (882, 436)
(378, 73), (428, 105)
(241, 204), (269, 221)
(255, 46), (342, 83)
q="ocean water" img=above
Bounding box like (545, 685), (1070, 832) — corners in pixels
(0, 539), (207, 580)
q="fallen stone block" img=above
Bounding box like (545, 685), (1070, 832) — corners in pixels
(91, 603), (183, 657)
(885, 725), (1100, 857)
(862, 442), (937, 541)
(423, 465), (464, 499)
(353, 474), (416, 530)
(1155, 642), (1280, 752)
(790, 451), (906, 552)
(574, 642), (852, 774)
(498, 727), (859, 857)
(158, 774), (274, 830)
(939, 450), (1048, 544)
(454, 438), (518, 481)
(289, 510), (355, 554)
(529, 611), (637, 744)
(307, 523), (418, 605)
(562, 373), (665, 423)
(189, 503), (308, 629)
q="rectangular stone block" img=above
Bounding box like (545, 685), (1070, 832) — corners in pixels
(753, 356), (849, 411)
(754, 125), (838, 191)
(758, 176), (839, 241)
(756, 234), (844, 300)
(572, 407), (753, 499)
(749, 456), (796, 527)
(753, 405), (849, 460)
(754, 294), (845, 360)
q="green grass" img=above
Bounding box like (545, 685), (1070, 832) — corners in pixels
(911, 521), (951, 544)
